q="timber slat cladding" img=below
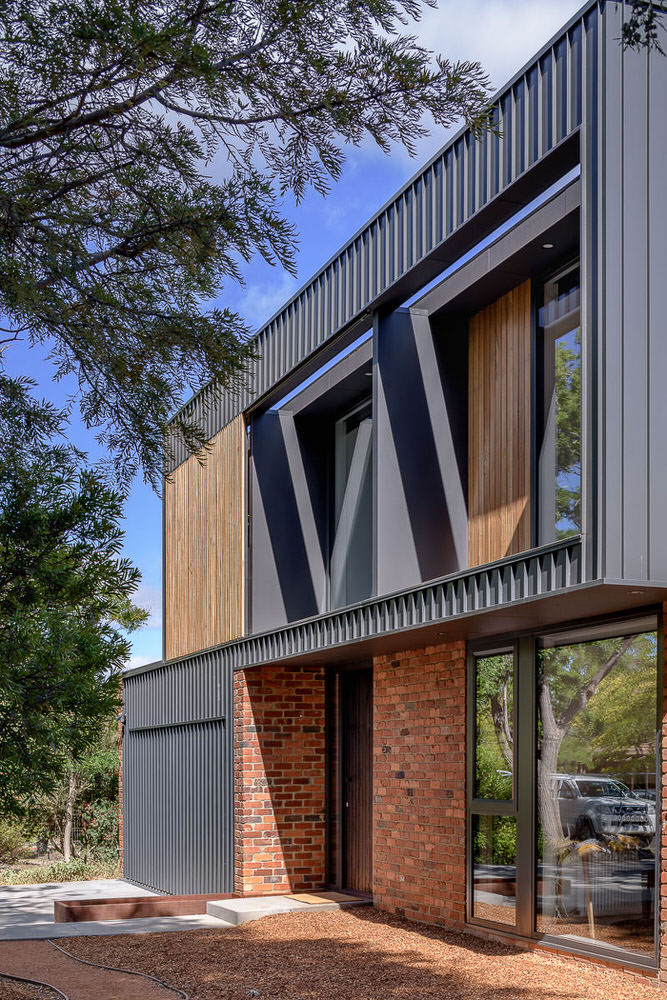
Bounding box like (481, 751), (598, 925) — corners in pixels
(164, 415), (245, 660)
(468, 280), (531, 567)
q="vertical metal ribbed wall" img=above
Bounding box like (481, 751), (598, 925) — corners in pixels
(167, 1), (595, 471)
(122, 650), (234, 894)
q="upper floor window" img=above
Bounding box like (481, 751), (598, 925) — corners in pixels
(538, 263), (581, 543)
(331, 399), (372, 609)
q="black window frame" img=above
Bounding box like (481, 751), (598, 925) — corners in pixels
(534, 257), (583, 547)
(466, 609), (662, 970)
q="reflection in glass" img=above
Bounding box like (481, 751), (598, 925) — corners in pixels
(475, 654), (514, 800)
(472, 815), (517, 926)
(538, 264), (582, 543)
(537, 631), (657, 956)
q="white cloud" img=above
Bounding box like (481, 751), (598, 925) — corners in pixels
(134, 582), (162, 629)
(125, 654), (159, 670)
(239, 272), (301, 329)
(418, 1), (583, 89)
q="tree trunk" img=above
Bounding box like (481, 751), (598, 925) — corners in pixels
(538, 672), (567, 848)
(538, 727), (565, 846)
(62, 771), (77, 863)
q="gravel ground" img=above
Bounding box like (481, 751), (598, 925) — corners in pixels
(59, 906), (661, 1000)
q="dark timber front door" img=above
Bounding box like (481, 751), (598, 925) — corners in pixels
(340, 668), (373, 894)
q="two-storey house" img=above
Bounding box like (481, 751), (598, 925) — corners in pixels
(122, 0), (667, 977)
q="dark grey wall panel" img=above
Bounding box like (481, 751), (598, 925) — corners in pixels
(250, 410), (329, 633)
(166, 2), (591, 471)
(375, 308), (468, 594)
(122, 651), (234, 894)
(647, 20), (667, 580)
(597, 3), (667, 584)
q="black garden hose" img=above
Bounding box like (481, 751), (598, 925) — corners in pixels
(0, 968), (70, 999)
(47, 938), (192, 999)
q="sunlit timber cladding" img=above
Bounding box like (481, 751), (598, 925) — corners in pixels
(123, 1), (667, 980)
(164, 414), (245, 660)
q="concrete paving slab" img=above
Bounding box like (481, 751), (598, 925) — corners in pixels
(0, 914), (234, 940)
(0, 878), (160, 940)
(0, 880), (368, 939)
(72, 914), (233, 935)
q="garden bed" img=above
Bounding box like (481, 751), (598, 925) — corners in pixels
(60, 906), (661, 1000)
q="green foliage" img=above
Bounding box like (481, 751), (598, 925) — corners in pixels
(474, 740), (511, 801)
(554, 330), (582, 534)
(475, 654), (513, 799)
(26, 718), (121, 860)
(544, 632), (658, 776)
(0, 0), (491, 487)
(0, 857), (119, 885)
(80, 799), (119, 864)
(0, 374), (147, 814)
(78, 720), (120, 862)
(474, 817), (516, 866)
(0, 818), (28, 863)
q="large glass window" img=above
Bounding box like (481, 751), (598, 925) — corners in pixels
(468, 618), (659, 965)
(474, 653), (514, 800)
(331, 400), (372, 609)
(470, 651), (517, 929)
(538, 263), (582, 543)
(537, 627), (658, 958)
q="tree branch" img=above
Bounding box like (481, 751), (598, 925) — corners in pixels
(559, 636), (635, 731)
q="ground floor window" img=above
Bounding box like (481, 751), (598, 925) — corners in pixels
(468, 615), (659, 966)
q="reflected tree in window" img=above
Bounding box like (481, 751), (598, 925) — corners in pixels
(539, 265), (582, 543)
(554, 329), (581, 535)
(537, 636), (636, 844)
(536, 632), (657, 956)
(475, 654), (513, 800)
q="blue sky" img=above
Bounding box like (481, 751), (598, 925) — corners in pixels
(2, 1), (583, 668)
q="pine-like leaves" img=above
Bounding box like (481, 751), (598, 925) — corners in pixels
(0, 0), (491, 486)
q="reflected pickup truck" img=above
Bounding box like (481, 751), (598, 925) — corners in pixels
(556, 774), (655, 843)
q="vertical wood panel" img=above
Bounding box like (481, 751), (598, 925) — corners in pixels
(164, 415), (245, 660)
(468, 281), (531, 567)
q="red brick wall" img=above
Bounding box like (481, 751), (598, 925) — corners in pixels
(373, 641), (467, 928)
(234, 664), (327, 895)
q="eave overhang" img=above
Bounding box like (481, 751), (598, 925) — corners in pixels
(124, 536), (667, 680)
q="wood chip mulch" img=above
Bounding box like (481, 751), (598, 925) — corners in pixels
(58, 906), (662, 1000)
(0, 976), (54, 999)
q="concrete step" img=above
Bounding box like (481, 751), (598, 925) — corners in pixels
(206, 894), (367, 926)
(206, 896), (304, 925)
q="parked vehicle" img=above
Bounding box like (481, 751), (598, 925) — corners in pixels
(632, 788), (657, 803)
(555, 774), (655, 844)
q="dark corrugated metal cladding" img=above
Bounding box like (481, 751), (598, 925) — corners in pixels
(122, 649), (234, 894)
